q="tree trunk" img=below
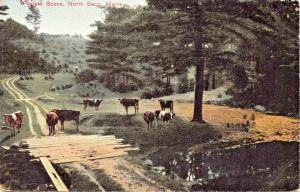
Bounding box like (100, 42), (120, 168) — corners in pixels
(205, 73), (210, 91)
(212, 72), (216, 89)
(192, 2), (205, 123)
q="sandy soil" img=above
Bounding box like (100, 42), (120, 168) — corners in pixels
(83, 158), (168, 192)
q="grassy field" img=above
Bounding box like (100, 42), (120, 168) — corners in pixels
(14, 73), (300, 142)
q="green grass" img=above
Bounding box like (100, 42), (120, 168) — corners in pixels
(80, 113), (222, 149)
(0, 84), (33, 145)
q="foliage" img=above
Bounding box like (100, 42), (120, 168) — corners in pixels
(25, 5), (41, 34)
(231, 65), (248, 90)
(0, 88), (4, 96)
(86, 1), (299, 115)
(75, 69), (97, 83)
(0, 5), (8, 22)
(141, 84), (174, 99)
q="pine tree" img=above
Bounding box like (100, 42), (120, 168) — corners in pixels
(25, 5), (41, 34)
(0, 5), (8, 22)
(143, 0), (299, 122)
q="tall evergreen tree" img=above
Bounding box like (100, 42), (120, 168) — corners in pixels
(144, 0), (299, 122)
(25, 5), (41, 34)
(0, 5), (8, 22)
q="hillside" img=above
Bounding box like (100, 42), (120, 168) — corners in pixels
(13, 34), (93, 72)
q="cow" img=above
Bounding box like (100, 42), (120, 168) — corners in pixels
(158, 99), (174, 113)
(154, 110), (161, 122)
(51, 109), (80, 132)
(160, 111), (176, 123)
(83, 98), (103, 111)
(46, 112), (59, 136)
(118, 98), (139, 115)
(3, 111), (24, 136)
(143, 111), (155, 131)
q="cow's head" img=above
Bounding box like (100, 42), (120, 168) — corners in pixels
(50, 109), (57, 113)
(15, 112), (24, 120)
(158, 99), (164, 104)
(118, 98), (123, 104)
(170, 113), (176, 119)
(3, 114), (10, 124)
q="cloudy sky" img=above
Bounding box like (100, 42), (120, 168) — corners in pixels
(5, 0), (146, 36)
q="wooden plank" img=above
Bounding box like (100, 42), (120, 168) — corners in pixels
(26, 139), (124, 148)
(39, 157), (69, 192)
(31, 147), (131, 159)
(52, 152), (127, 164)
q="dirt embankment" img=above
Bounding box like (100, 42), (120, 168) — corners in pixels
(0, 145), (53, 191)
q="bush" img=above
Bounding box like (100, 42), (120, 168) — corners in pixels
(0, 88), (4, 96)
(113, 82), (139, 93)
(189, 79), (195, 91)
(141, 85), (174, 99)
(177, 76), (189, 94)
(231, 65), (248, 90)
(75, 69), (97, 83)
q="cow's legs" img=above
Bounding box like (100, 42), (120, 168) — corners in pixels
(48, 125), (51, 136)
(75, 119), (79, 132)
(84, 105), (87, 111)
(147, 123), (150, 131)
(126, 107), (128, 115)
(60, 120), (64, 130)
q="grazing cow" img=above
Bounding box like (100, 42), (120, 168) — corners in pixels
(118, 98), (139, 115)
(144, 111), (155, 131)
(160, 111), (176, 123)
(51, 109), (80, 132)
(3, 111), (24, 136)
(83, 98), (103, 111)
(46, 112), (59, 136)
(158, 99), (174, 112)
(154, 110), (161, 122)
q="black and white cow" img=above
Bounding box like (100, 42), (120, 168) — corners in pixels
(158, 99), (174, 113)
(83, 98), (103, 111)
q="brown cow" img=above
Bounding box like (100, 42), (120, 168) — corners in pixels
(144, 111), (155, 131)
(51, 109), (80, 132)
(3, 111), (24, 136)
(119, 98), (139, 115)
(46, 112), (59, 136)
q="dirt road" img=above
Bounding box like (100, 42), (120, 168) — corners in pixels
(2, 77), (47, 136)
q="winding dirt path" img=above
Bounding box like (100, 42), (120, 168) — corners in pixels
(2, 77), (47, 136)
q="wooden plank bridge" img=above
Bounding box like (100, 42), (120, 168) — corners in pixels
(21, 134), (138, 191)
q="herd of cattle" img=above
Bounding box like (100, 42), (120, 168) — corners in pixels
(2, 98), (175, 136)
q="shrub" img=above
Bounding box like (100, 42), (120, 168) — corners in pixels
(75, 69), (97, 83)
(113, 82), (139, 93)
(177, 76), (189, 94)
(141, 85), (174, 99)
(0, 88), (4, 96)
(189, 79), (195, 91)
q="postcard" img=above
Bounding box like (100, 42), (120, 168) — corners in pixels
(0, 0), (299, 191)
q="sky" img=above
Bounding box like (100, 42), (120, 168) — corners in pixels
(4, 0), (146, 37)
